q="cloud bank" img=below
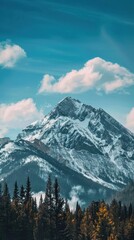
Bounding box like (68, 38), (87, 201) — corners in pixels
(126, 108), (134, 132)
(38, 57), (134, 94)
(0, 42), (26, 68)
(68, 185), (85, 211)
(0, 98), (42, 138)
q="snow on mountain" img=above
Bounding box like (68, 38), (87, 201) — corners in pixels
(0, 97), (134, 203)
(17, 97), (134, 188)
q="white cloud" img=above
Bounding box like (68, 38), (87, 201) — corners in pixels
(68, 185), (85, 211)
(98, 188), (106, 197)
(38, 74), (55, 93)
(126, 108), (134, 132)
(0, 42), (26, 68)
(87, 189), (96, 195)
(38, 57), (134, 94)
(0, 98), (43, 138)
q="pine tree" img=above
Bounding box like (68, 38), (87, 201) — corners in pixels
(34, 176), (54, 240)
(92, 201), (112, 240)
(43, 175), (55, 240)
(128, 203), (133, 219)
(34, 194), (46, 240)
(13, 181), (19, 206)
(53, 178), (69, 240)
(20, 184), (25, 204)
(39, 194), (43, 207)
(73, 202), (83, 240)
(123, 205), (127, 220)
(25, 176), (31, 203)
(65, 200), (73, 239)
(81, 207), (92, 240)
(1, 177), (134, 240)
(89, 201), (99, 223)
(109, 199), (120, 237)
(1, 182), (11, 240)
(10, 181), (21, 239)
(124, 216), (134, 240)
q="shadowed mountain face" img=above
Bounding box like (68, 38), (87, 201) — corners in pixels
(0, 97), (134, 205)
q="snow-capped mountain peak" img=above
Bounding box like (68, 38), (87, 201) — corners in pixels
(1, 97), (134, 203)
(50, 96), (94, 121)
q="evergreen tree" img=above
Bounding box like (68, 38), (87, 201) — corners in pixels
(25, 176), (31, 203)
(1, 176), (134, 240)
(20, 184), (25, 204)
(39, 194), (43, 207)
(89, 201), (99, 223)
(93, 201), (112, 240)
(43, 175), (55, 240)
(73, 202), (83, 240)
(24, 177), (34, 240)
(13, 181), (19, 206)
(128, 203), (133, 219)
(124, 216), (134, 240)
(81, 207), (92, 240)
(1, 182), (11, 240)
(34, 176), (54, 240)
(53, 178), (68, 240)
(65, 200), (73, 239)
(109, 199), (120, 237)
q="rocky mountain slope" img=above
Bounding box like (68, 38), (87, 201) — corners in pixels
(0, 97), (134, 204)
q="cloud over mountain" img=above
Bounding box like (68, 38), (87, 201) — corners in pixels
(0, 98), (42, 138)
(38, 57), (134, 94)
(126, 108), (134, 132)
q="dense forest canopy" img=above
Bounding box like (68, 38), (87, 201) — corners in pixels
(0, 177), (134, 240)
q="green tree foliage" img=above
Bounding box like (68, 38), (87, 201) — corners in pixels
(92, 202), (112, 240)
(0, 177), (134, 240)
(20, 184), (25, 204)
(13, 181), (19, 205)
(81, 207), (92, 240)
(25, 176), (31, 203)
(73, 202), (83, 240)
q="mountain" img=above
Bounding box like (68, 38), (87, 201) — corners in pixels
(0, 97), (134, 205)
(114, 181), (134, 206)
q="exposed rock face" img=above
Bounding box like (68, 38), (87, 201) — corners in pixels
(0, 97), (134, 204)
(0, 137), (11, 147)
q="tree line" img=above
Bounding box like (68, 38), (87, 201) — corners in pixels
(0, 176), (134, 240)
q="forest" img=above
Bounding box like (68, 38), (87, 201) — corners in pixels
(0, 176), (134, 240)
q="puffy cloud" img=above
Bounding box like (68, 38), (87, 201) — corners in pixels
(103, 78), (133, 92)
(0, 42), (26, 68)
(68, 185), (85, 211)
(126, 108), (134, 132)
(38, 74), (55, 93)
(38, 57), (134, 94)
(0, 98), (43, 138)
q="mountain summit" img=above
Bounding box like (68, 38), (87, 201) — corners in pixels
(49, 97), (95, 121)
(0, 97), (134, 204)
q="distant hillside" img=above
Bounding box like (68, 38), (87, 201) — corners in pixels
(115, 181), (134, 206)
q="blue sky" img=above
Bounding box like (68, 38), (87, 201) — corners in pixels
(0, 0), (134, 138)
